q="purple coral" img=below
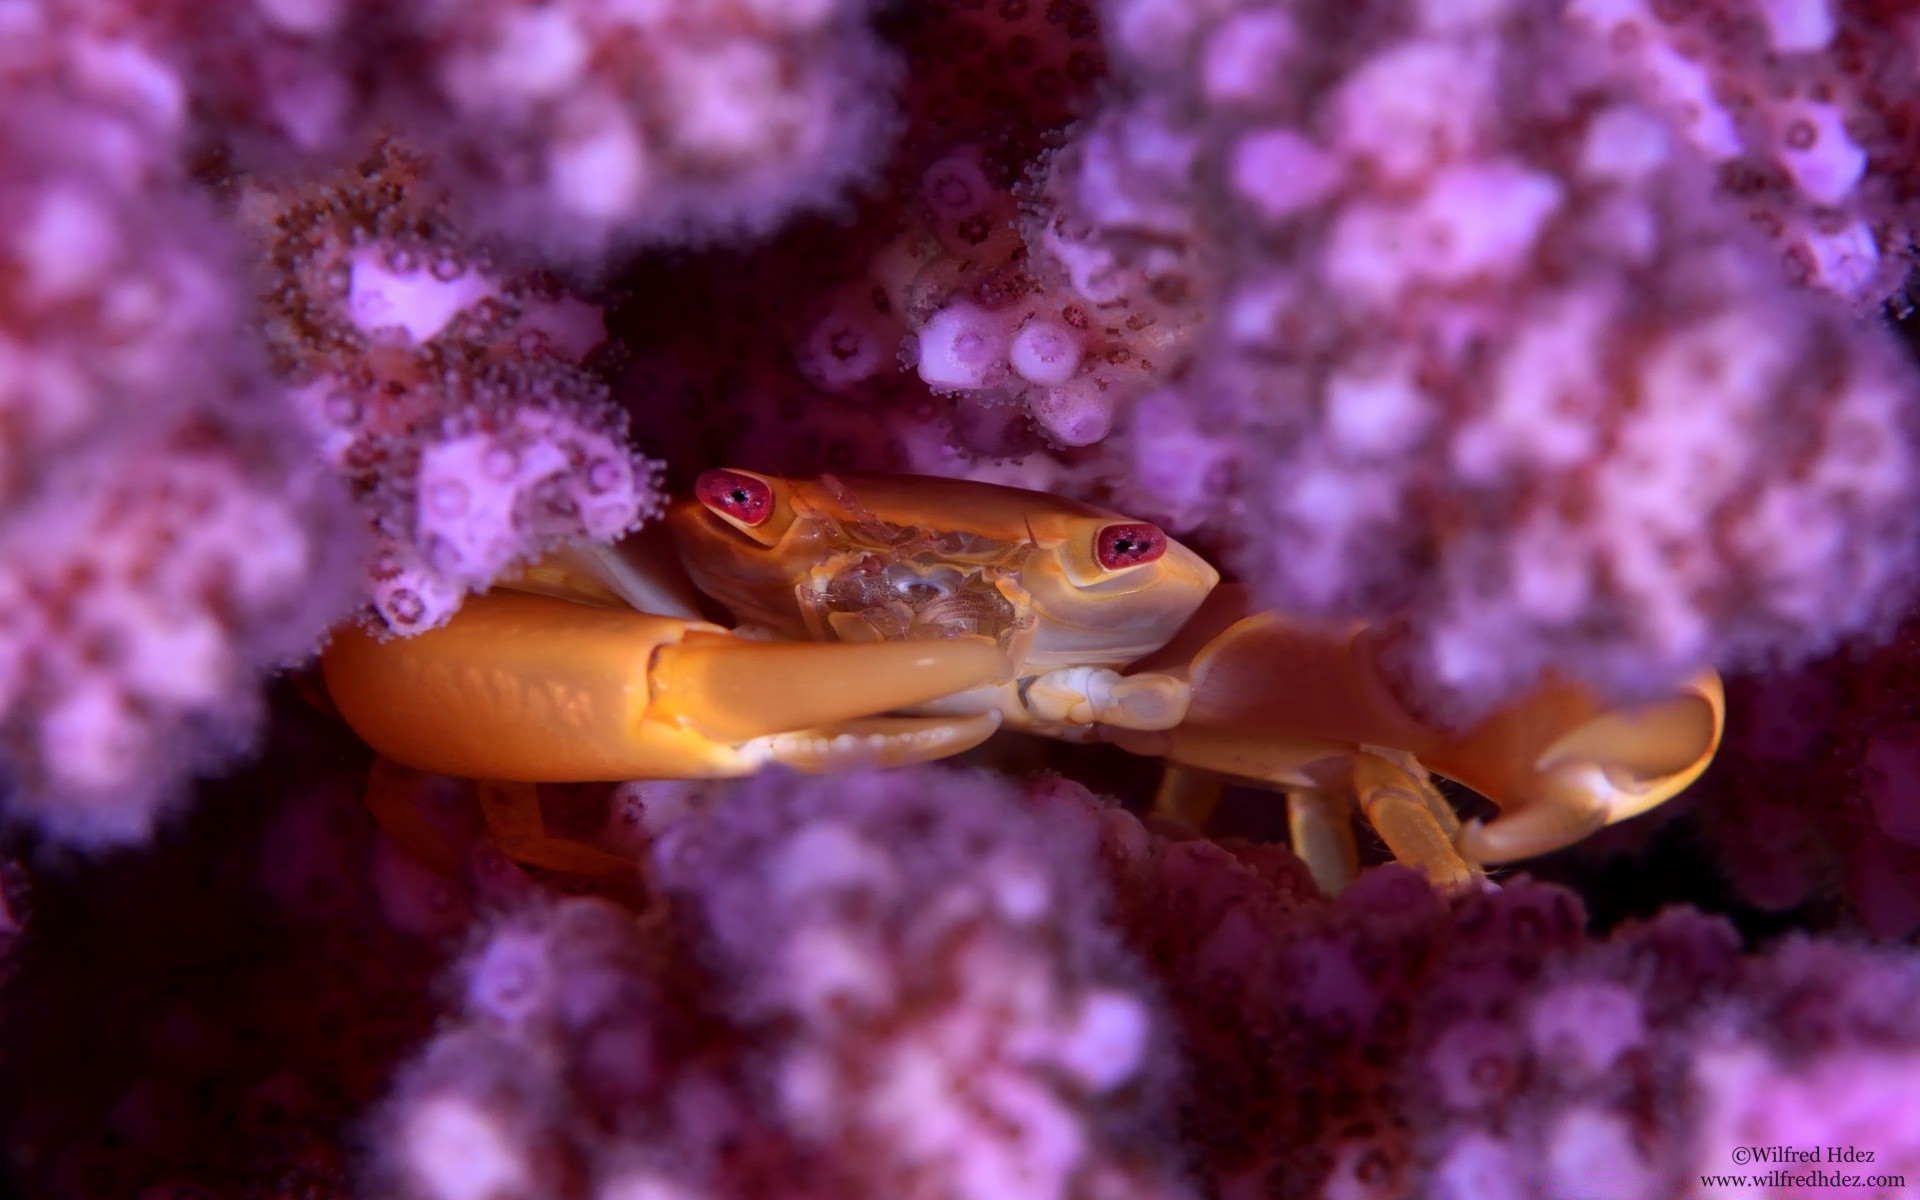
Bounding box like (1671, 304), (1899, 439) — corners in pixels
(11, 1), (1920, 1198)
(400, 0), (902, 269)
(893, 141), (1202, 452)
(378, 767), (1191, 1200)
(44, 0), (904, 273)
(257, 143), (662, 632)
(1568, 0), (1920, 305)
(1085, 0), (1920, 715)
(1093, 783), (1920, 1198)
(0, 27), (360, 843)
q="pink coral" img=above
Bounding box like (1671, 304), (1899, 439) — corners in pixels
(618, 0), (1130, 484)
(354, 774), (1920, 1199)
(10, 4), (1920, 1200)
(1693, 614), (1920, 938)
(400, 0), (902, 269)
(895, 141), (1204, 452)
(256, 143), (662, 632)
(41, 0), (904, 273)
(0, 38), (360, 843)
(377, 767), (1192, 1200)
(1084, 0), (1920, 716)
(38, 0), (379, 167)
(1568, 0), (1920, 304)
(1093, 780), (1920, 1198)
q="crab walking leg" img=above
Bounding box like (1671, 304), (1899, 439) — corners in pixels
(476, 780), (635, 877)
(1285, 787), (1360, 895)
(1350, 753), (1481, 889)
(366, 758), (634, 878)
(1151, 765), (1225, 828)
(364, 758), (468, 877)
(1367, 745), (1465, 842)
(1117, 587), (1722, 882)
(322, 590), (1014, 782)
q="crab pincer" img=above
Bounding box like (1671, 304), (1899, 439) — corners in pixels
(321, 590), (1013, 782)
(1110, 585), (1724, 890)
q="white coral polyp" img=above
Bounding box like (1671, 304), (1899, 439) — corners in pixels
(1414, 161), (1564, 285)
(916, 303), (1009, 391)
(415, 431), (571, 580)
(18, 185), (121, 301)
(1201, 11), (1299, 106)
(1326, 363), (1431, 458)
(1051, 990), (1151, 1093)
(476, 8), (590, 102)
(661, 40), (790, 164)
(1325, 162), (1569, 304)
(1034, 382), (1114, 447)
(38, 680), (150, 799)
(547, 111), (653, 225)
(1008, 319), (1082, 386)
(347, 247), (499, 344)
(402, 1095), (534, 1200)
(783, 923), (896, 1020)
(1334, 41), (1491, 184)
(1578, 105), (1673, 182)
(1757, 0), (1836, 52)
(1232, 128), (1343, 223)
(1774, 99), (1868, 207)
(1796, 216), (1882, 296)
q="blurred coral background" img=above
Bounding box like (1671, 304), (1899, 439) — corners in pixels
(6, 0), (1920, 1196)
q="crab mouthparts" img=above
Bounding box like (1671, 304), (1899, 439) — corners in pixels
(812, 554), (1024, 646)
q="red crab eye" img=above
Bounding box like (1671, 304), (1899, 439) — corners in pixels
(696, 469), (773, 527)
(1095, 522), (1167, 570)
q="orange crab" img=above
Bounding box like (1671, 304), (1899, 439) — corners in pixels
(322, 469), (1723, 891)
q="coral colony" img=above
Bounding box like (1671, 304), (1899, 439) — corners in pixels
(13, 0), (1920, 1198)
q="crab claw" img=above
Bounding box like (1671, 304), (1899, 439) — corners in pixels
(1432, 672), (1725, 864)
(649, 630), (1009, 742)
(321, 591), (1013, 782)
(757, 712), (1004, 771)
(1114, 585), (1724, 876)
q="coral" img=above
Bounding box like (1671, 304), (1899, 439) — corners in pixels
(254, 142), (662, 633)
(38, 0), (382, 168)
(42, 0), (903, 272)
(0, 29), (360, 844)
(398, 0), (902, 270)
(787, 2), (1200, 461)
(1567, 0), (1920, 305)
(376, 767), (1192, 1200)
(620, 0), (1134, 484)
(889, 140), (1204, 452)
(1089, 0), (1920, 716)
(1091, 782), (1920, 1198)
(1693, 610), (1920, 938)
(16, 740), (1920, 1200)
(12, 2), (1920, 1199)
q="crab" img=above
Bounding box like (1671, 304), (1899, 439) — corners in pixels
(321, 469), (1724, 891)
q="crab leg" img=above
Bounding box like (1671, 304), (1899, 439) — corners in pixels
(476, 780), (635, 877)
(322, 590), (1013, 782)
(1113, 585), (1723, 880)
(364, 758), (468, 876)
(1284, 786), (1359, 894)
(1424, 675), (1725, 863)
(1151, 765), (1225, 828)
(1350, 752), (1479, 889)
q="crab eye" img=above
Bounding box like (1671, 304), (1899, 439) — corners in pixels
(1095, 521), (1166, 570)
(696, 469), (773, 527)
